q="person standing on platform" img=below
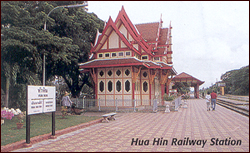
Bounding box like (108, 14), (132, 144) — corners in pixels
(210, 90), (217, 111)
(206, 92), (211, 111)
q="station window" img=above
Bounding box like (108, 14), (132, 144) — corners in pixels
(98, 54), (103, 58)
(125, 69), (130, 76)
(108, 70), (112, 76)
(108, 81), (113, 92)
(142, 55), (148, 60)
(99, 81), (104, 92)
(99, 71), (104, 77)
(112, 53), (117, 57)
(116, 80), (121, 92)
(125, 51), (131, 56)
(118, 52), (124, 57)
(143, 81), (148, 92)
(105, 53), (110, 57)
(116, 70), (121, 76)
(125, 80), (130, 92)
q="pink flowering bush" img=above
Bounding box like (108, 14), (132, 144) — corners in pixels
(1, 107), (26, 123)
(1, 110), (14, 120)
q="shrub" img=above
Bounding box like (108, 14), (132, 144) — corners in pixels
(163, 94), (176, 101)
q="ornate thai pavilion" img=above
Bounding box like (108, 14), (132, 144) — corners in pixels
(79, 6), (177, 106)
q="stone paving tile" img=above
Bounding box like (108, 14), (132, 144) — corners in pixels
(13, 99), (249, 152)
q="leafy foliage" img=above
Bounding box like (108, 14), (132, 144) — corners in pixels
(163, 94), (176, 101)
(222, 65), (249, 95)
(203, 65), (249, 96)
(172, 82), (190, 94)
(1, 1), (104, 109)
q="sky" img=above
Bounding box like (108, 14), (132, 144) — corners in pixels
(87, 1), (249, 89)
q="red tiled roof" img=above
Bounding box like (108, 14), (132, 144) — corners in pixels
(144, 61), (161, 68)
(158, 28), (168, 45)
(172, 72), (204, 85)
(157, 62), (177, 75)
(79, 58), (177, 75)
(79, 58), (161, 69)
(135, 22), (159, 42)
(154, 48), (166, 55)
(174, 72), (193, 78)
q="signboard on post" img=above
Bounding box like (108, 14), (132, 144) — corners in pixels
(26, 85), (56, 145)
(217, 82), (226, 87)
(27, 86), (56, 115)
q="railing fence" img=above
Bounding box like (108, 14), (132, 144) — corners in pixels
(69, 96), (183, 112)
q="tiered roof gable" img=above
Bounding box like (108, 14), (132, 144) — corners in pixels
(80, 6), (175, 74)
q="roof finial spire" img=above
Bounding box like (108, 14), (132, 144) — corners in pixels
(160, 13), (163, 27)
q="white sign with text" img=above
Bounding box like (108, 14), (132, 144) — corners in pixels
(27, 86), (56, 115)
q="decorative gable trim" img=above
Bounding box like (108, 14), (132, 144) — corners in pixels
(91, 16), (141, 55)
(114, 6), (152, 56)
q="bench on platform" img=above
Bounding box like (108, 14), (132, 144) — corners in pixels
(102, 112), (116, 123)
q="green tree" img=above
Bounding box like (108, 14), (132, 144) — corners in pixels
(222, 66), (249, 95)
(44, 1), (103, 97)
(1, 1), (104, 109)
(173, 82), (190, 94)
(205, 65), (249, 96)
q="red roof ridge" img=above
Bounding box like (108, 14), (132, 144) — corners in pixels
(174, 72), (194, 78)
(135, 22), (159, 26)
(173, 72), (204, 84)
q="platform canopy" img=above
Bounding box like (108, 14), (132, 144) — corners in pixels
(172, 72), (204, 98)
(172, 72), (204, 86)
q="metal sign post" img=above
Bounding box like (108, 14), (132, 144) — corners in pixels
(51, 111), (56, 138)
(26, 86), (30, 144)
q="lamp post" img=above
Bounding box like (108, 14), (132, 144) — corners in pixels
(42, 2), (88, 138)
(43, 2), (88, 86)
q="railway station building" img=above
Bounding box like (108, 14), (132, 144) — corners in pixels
(79, 6), (178, 107)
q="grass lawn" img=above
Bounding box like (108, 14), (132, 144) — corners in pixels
(1, 113), (100, 146)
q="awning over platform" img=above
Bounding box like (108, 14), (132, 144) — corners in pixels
(172, 72), (204, 98)
(172, 72), (204, 86)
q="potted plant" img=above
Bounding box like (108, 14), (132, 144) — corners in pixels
(1, 107), (26, 129)
(15, 109), (26, 129)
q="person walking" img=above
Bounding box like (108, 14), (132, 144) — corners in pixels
(210, 90), (217, 111)
(206, 92), (211, 111)
(61, 91), (73, 113)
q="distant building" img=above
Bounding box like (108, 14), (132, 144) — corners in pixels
(79, 6), (176, 106)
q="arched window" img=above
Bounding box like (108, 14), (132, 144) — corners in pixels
(143, 81), (148, 92)
(99, 81), (104, 92)
(125, 80), (130, 92)
(143, 72), (147, 78)
(116, 80), (121, 92)
(108, 81), (113, 92)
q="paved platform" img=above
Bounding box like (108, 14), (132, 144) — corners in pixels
(13, 99), (249, 152)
